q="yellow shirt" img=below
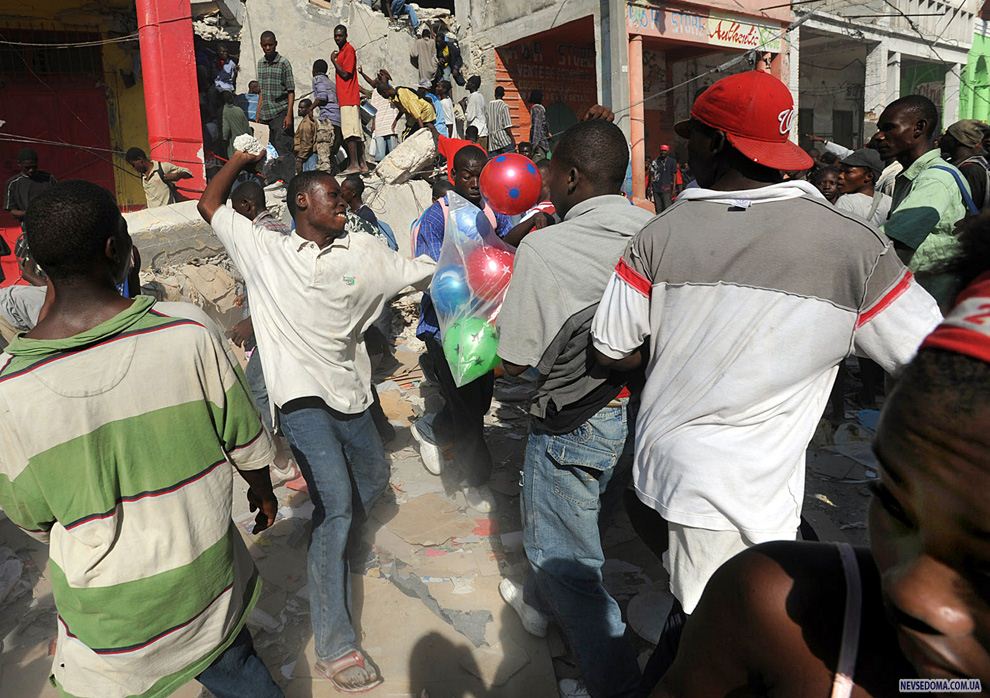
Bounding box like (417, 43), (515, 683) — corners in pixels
(394, 87), (436, 124)
(142, 161), (191, 208)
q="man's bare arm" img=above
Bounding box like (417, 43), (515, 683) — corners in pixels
(197, 151), (263, 223)
(593, 344), (645, 372)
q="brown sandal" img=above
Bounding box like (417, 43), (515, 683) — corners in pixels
(316, 649), (384, 694)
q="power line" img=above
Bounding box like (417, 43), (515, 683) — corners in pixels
(0, 33), (139, 48)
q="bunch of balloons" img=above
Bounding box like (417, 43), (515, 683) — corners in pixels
(431, 155), (541, 386)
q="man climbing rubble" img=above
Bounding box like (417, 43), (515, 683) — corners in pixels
(198, 149), (436, 693)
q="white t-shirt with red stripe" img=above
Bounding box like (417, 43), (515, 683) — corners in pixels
(592, 181), (941, 540)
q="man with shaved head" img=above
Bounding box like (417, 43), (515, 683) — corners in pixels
(873, 95), (970, 307)
(199, 154), (435, 692)
(226, 180), (288, 436)
(497, 118), (652, 697)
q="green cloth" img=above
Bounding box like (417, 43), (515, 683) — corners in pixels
(255, 52), (294, 122)
(881, 149), (967, 307)
(222, 103), (251, 158)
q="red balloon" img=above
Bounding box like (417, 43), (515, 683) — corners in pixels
(465, 246), (514, 301)
(479, 153), (543, 215)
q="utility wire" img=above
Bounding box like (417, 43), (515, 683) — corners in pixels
(0, 33), (139, 48)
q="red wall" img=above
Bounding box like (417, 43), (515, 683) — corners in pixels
(0, 80), (115, 286)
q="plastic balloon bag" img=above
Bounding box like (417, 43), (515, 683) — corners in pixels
(430, 192), (515, 387)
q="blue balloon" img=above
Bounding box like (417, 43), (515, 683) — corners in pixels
(431, 265), (471, 317)
(454, 207), (481, 240)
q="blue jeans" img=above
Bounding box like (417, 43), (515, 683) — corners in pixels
(196, 627), (282, 697)
(374, 134), (397, 162)
(521, 404), (641, 698)
(302, 152), (318, 171)
(245, 349), (272, 433)
(391, 0), (419, 28)
(278, 398), (390, 661)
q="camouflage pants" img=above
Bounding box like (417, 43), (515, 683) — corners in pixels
(315, 118), (343, 174)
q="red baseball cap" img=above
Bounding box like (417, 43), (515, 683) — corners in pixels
(674, 71), (812, 171)
(660, 144), (670, 151)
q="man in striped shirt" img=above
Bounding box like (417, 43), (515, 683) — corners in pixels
(486, 87), (515, 155)
(0, 181), (282, 697)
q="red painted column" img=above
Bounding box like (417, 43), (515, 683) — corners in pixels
(136, 0), (205, 200)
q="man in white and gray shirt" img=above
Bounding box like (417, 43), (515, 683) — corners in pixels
(592, 71), (941, 689)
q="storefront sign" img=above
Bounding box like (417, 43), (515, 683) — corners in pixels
(626, 3), (782, 53)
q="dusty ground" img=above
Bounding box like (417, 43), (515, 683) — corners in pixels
(0, 322), (879, 696)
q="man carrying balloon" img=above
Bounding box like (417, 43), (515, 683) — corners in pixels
(409, 145), (517, 512)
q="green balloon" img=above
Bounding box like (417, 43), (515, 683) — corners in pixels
(442, 317), (500, 386)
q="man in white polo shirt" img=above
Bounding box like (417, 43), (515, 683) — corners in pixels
(198, 151), (435, 693)
(590, 70), (942, 687)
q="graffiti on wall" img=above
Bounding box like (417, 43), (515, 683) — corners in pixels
(499, 40), (598, 113)
(626, 4), (783, 52)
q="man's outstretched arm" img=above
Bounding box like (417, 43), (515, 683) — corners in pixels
(198, 150), (263, 223)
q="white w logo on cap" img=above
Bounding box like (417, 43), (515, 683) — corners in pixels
(777, 108), (796, 136)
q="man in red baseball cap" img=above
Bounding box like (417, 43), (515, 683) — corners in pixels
(648, 143), (678, 212)
(590, 70), (942, 690)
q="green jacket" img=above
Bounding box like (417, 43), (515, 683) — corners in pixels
(222, 103), (251, 159)
(881, 149), (968, 307)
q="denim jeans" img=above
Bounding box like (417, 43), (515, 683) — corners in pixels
(301, 152), (318, 171)
(413, 335), (493, 487)
(521, 404), (641, 698)
(391, 0), (419, 28)
(245, 349), (272, 433)
(373, 134), (398, 162)
(278, 398), (390, 661)
(195, 627), (283, 697)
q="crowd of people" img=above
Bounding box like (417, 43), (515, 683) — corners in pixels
(0, 26), (988, 698)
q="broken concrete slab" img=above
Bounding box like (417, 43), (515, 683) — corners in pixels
(125, 201), (226, 270)
(461, 637), (531, 687)
(377, 492), (474, 546)
(626, 582), (674, 645)
(374, 130), (436, 185)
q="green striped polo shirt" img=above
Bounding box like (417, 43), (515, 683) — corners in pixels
(0, 297), (275, 697)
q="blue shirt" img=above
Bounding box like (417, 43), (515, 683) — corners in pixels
(425, 93), (447, 137)
(415, 195), (513, 340)
(312, 74), (341, 126)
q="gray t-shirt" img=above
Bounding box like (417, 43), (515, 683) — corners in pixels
(0, 285), (46, 346)
(498, 195), (653, 431)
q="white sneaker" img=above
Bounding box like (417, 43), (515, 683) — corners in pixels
(499, 578), (549, 638)
(558, 678), (591, 698)
(463, 484), (495, 513)
(410, 423), (442, 476)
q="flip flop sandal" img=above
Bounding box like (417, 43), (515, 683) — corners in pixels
(316, 649), (384, 694)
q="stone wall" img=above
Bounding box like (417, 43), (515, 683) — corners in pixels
(238, 0), (430, 102)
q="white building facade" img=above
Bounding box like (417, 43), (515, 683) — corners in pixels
(792, 0), (978, 151)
